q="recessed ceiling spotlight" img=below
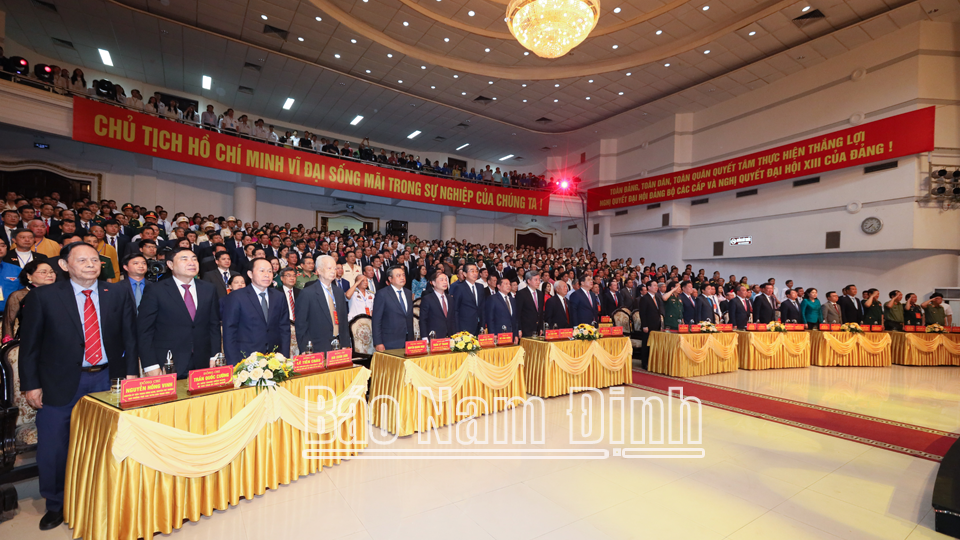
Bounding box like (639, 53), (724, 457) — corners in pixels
(585, 96), (591, 100)
(748, 31), (756, 36)
(485, 48), (490, 52)
(664, 63), (671, 67)
(488, 81), (494, 84)
(421, 65), (426, 69)
(365, 69), (371, 73)
(261, 14), (268, 19)
(522, 84), (527, 87)
(444, 37), (450, 42)
(315, 16), (322, 21)
(462, 92), (467, 95)
(98, 49), (113, 66)
(554, 99), (559, 102)
(387, 53), (393, 58)
(523, 99), (527, 102)
(555, 83), (560, 87)
(588, 79), (593, 83)
(468, 10), (475, 16)
(619, 91), (624, 95)
(403, 21), (409, 26)
(613, 6), (621, 12)
(702, 5), (709, 10)
(456, 143), (470, 150)
(430, 85), (436, 89)
(492, 97), (497, 100)
(523, 51), (529, 55)
(453, 74), (459, 78)
(350, 115), (364, 125)
(626, 72), (632, 76)
(334, 54), (341, 58)
(398, 80), (403, 83)
(298, 37), (304, 41)
(351, 39), (357, 43)
(703, 49), (710, 54)
(202, 75), (211, 89)
(283, 98), (295, 110)
(407, 130), (421, 139)
(656, 29), (662, 35)
(612, 44), (618, 49)
(802, 5), (810, 11)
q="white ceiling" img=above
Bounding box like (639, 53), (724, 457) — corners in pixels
(1, 0), (957, 164)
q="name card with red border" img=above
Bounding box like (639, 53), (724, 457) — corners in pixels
(545, 329), (561, 341)
(405, 340), (428, 356)
(600, 316), (611, 323)
(609, 326), (623, 336)
(293, 353), (325, 373)
(952, 327), (960, 333)
(121, 374), (177, 405)
(904, 325), (917, 332)
(830, 324), (842, 331)
(871, 325), (883, 332)
(678, 325), (689, 333)
(430, 338), (451, 353)
(746, 323), (757, 331)
(187, 366), (234, 393)
(819, 323), (830, 330)
(689, 326), (702, 333)
(789, 323), (804, 331)
(861, 326), (872, 332)
(478, 334), (496, 348)
(599, 327), (612, 337)
(325, 348), (353, 369)
(497, 332), (514, 345)
(558, 328), (574, 339)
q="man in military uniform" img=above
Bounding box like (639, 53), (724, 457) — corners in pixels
(921, 293), (947, 326)
(295, 254), (318, 289)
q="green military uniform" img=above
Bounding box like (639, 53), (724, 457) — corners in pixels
(663, 295), (683, 330)
(883, 302), (904, 331)
(862, 302), (883, 325)
(924, 304), (946, 326)
(98, 254), (115, 280)
(295, 271), (318, 289)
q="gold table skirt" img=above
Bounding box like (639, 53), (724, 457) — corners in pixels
(809, 330), (892, 367)
(520, 337), (632, 398)
(368, 346), (526, 437)
(648, 331), (739, 378)
(736, 331), (811, 370)
(64, 367), (367, 540)
(890, 332), (960, 366)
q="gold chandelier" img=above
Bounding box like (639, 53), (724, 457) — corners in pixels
(506, 0), (601, 59)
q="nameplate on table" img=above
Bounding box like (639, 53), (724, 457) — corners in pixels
(187, 366), (234, 394)
(120, 374), (177, 405)
(689, 325), (701, 333)
(609, 326), (623, 336)
(544, 329), (562, 341)
(600, 316), (611, 323)
(558, 328), (574, 339)
(430, 338), (451, 353)
(871, 325), (883, 332)
(904, 325), (917, 332)
(599, 327), (612, 337)
(325, 348), (353, 369)
(478, 334), (496, 348)
(719, 324), (733, 332)
(678, 324), (689, 333)
(788, 323), (803, 331)
(497, 332), (514, 345)
(830, 324), (841, 331)
(293, 353), (325, 373)
(404, 340), (429, 356)
(819, 323), (830, 330)
(953, 327), (960, 333)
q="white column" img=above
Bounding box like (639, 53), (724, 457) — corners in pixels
(597, 215), (612, 257)
(234, 174), (257, 223)
(440, 210), (457, 240)
(598, 139), (618, 186)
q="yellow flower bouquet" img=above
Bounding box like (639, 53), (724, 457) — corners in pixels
(572, 323), (601, 341)
(234, 351), (296, 389)
(698, 321), (720, 333)
(767, 321), (787, 333)
(840, 322), (864, 334)
(450, 331), (482, 354)
(925, 323), (946, 334)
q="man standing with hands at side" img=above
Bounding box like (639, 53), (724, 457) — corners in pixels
(19, 242), (139, 530)
(372, 266), (415, 350)
(221, 258), (290, 365)
(296, 255), (351, 353)
(516, 269), (544, 338)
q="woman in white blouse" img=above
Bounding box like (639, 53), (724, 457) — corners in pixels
(347, 274), (375, 320)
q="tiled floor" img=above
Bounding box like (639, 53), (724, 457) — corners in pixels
(1, 366), (957, 540)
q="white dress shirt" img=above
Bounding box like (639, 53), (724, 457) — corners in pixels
(348, 288), (375, 320)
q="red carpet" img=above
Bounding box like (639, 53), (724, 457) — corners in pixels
(631, 370), (959, 462)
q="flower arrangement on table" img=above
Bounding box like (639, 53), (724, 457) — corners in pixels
(572, 323), (601, 341)
(698, 321), (719, 333)
(450, 331), (482, 354)
(925, 323), (946, 334)
(767, 321), (787, 333)
(234, 351), (295, 389)
(839, 322), (864, 334)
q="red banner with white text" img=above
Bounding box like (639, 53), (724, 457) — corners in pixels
(71, 97), (551, 216)
(587, 107), (936, 212)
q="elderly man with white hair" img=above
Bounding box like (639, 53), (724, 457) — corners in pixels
(294, 254), (351, 353)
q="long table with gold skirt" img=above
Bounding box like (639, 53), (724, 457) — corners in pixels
(648, 331), (739, 377)
(809, 330), (892, 366)
(368, 345), (526, 437)
(520, 337), (632, 398)
(736, 330), (811, 370)
(890, 332), (960, 366)
(64, 366), (370, 540)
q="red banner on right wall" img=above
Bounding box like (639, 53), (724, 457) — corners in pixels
(587, 107), (936, 212)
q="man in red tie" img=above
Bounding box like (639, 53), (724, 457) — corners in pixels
(544, 280), (572, 329)
(19, 242), (139, 530)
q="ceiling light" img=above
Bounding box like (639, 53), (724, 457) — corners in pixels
(489, 81), (494, 84)
(468, 10), (475, 15)
(350, 115), (364, 125)
(492, 97), (497, 100)
(749, 31), (756, 36)
(802, 5), (810, 11)
(703, 49), (710, 54)
(365, 69), (371, 73)
(298, 37), (304, 41)
(664, 63), (670, 67)
(613, 6), (621, 12)
(612, 44), (618, 49)
(585, 96), (590, 100)
(626, 72), (631, 76)
(523, 51), (529, 56)
(453, 74), (459, 78)
(98, 49), (113, 66)
(462, 92), (467, 95)
(387, 53), (393, 58)
(403, 21), (409, 26)
(283, 98), (295, 110)
(315, 16), (322, 21)
(702, 5), (709, 10)
(554, 99), (559, 102)
(618, 91), (624, 95)
(521, 84), (527, 87)
(588, 79), (593, 83)
(656, 29), (662, 35)
(444, 37), (450, 42)
(351, 39), (357, 43)
(421, 65), (426, 69)
(430, 85), (436, 89)
(499, 154), (514, 161)
(261, 14), (268, 19)
(408, 130), (421, 139)
(507, 0), (601, 58)
(522, 99), (528, 102)
(456, 143), (470, 150)
(555, 83), (560, 87)
(485, 48), (491, 52)
(398, 80), (403, 83)
(202, 75), (211, 89)
(335, 54), (341, 58)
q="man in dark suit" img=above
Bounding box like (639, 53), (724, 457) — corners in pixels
(544, 280), (572, 329)
(516, 270), (545, 338)
(485, 277), (519, 341)
(4, 228), (49, 268)
(19, 242), (139, 530)
(138, 247), (222, 378)
(369, 256), (387, 290)
(373, 266), (415, 350)
(451, 263), (486, 334)
(202, 251), (239, 298)
(295, 254), (351, 353)
(601, 280), (624, 318)
(121, 252), (152, 313)
(568, 274), (600, 326)
(621, 279), (638, 311)
(103, 219), (129, 260)
(779, 289), (803, 323)
(728, 286), (752, 329)
(695, 284), (719, 323)
(838, 284), (863, 324)
(753, 283), (778, 324)
(221, 258), (290, 365)
(678, 281), (698, 325)
(419, 271), (458, 339)
(637, 288), (663, 368)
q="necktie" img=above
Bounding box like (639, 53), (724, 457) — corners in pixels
(470, 284), (476, 304)
(110, 236), (116, 248)
(182, 284), (196, 320)
(586, 290), (592, 307)
(134, 281), (143, 309)
(326, 287), (339, 337)
(532, 290), (538, 309)
(505, 295), (512, 316)
(287, 289), (296, 321)
(562, 299), (569, 324)
(441, 294), (448, 317)
(612, 292), (617, 307)
(82, 290), (103, 365)
(259, 291), (269, 321)
(223, 272), (229, 285)
(45, 218), (50, 232)
(397, 289), (406, 312)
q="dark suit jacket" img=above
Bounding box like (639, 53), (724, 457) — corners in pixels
(601, 290), (623, 317)
(516, 286), (544, 338)
(3, 251), (48, 267)
(104, 235), (129, 261)
(728, 296), (751, 329)
(18, 280), (138, 406)
(838, 296), (863, 324)
(451, 280), (486, 334)
(695, 295), (717, 323)
(621, 290), (637, 312)
(202, 268), (240, 298)
(679, 294), (697, 325)
(484, 292), (519, 337)
(637, 293), (662, 332)
(137, 277), (222, 378)
(295, 281), (351, 352)
(544, 295), (571, 329)
(419, 290), (458, 339)
(753, 294), (777, 324)
(221, 285), (291, 365)
(372, 286), (414, 349)
(779, 298), (802, 323)
(568, 288), (600, 326)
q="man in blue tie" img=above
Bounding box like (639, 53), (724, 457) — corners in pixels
(121, 253), (151, 313)
(372, 266), (415, 350)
